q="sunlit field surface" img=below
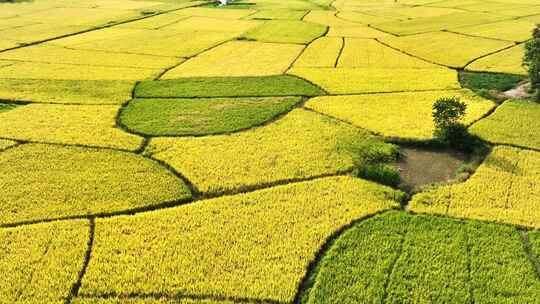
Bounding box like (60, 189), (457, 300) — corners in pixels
(1, 0), (539, 303)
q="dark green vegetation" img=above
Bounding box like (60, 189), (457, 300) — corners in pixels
(397, 147), (465, 192)
(134, 75), (326, 98)
(459, 71), (526, 100)
(120, 96), (303, 136)
(348, 140), (401, 187)
(524, 24), (540, 101)
(433, 96), (473, 151)
(0, 102), (18, 112)
(300, 211), (540, 304)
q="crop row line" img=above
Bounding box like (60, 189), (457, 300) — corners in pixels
(65, 218), (95, 304)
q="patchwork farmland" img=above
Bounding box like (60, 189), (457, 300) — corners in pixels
(1, 0), (540, 303)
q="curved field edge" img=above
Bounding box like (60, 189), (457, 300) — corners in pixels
(77, 176), (404, 303)
(117, 96), (304, 137)
(0, 143), (191, 226)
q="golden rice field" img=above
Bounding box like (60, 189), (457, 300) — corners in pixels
(0, 0), (539, 303)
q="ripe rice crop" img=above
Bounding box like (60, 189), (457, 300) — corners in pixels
(305, 90), (495, 140)
(246, 9), (307, 20)
(380, 31), (514, 68)
(326, 25), (389, 38)
(358, 6), (460, 21)
(146, 109), (395, 194)
(337, 39), (437, 68)
(172, 7), (257, 19)
(0, 44), (178, 69)
(0, 104), (143, 150)
(51, 27), (238, 58)
(410, 146), (540, 229)
(0, 144), (190, 225)
(79, 176), (403, 303)
(161, 41), (304, 78)
(293, 37), (342, 67)
(303, 10), (361, 27)
(1, 220), (89, 303)
(0, 139), (17, 150)
(241, 20), (327, 44)
(451, 19), (536, 42)
(337, 11), (397, 24)
(0, 79), (134, 104)
(470, 100), (540, 150)
(156, 16), (260, 33)
(74, 298), (233, 304)
(466, 44), (527, 75)
(373, 11), (506, 35)
(288, 67), (459, 94)
(0, 61), (161, 80)
(303, 211), (540, 303)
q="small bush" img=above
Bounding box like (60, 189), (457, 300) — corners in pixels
(355, 163), (401, 188)
(524, 24), (540, 101)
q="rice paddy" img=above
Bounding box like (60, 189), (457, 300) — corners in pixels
(1, 0), (539, 303)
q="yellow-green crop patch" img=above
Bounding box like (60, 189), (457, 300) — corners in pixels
(135, 75), (326, 98)
(305, 90), (495, 140)
(0, 220), (90, 303)
(293, 37), (342, 68)
(359, 6), (460, 21)
(74, 298), (232, 304)
(337, 39), (437, 68)
(0, 104), (143, 151)
(0, 61), (161, 80)
(380, 31), (514, 68)
(302, 211), (540, 303)
(50, 27), (238, 58)
(466, 44), (527, 75)
(373, 11), (506, 35)
(0, 79), (134, 104)
(172, 7), (257, 20)
(79, 176), (403, 303)
(146, 109), (395, 194)
(115, 13), (191, 30)
(470, 100), (540, 150)
(451, 19), (537, 42)
(303, 10), (361, 27)
(161, 41), (304, 78)
(337, 11), (399, 25)
(326, 25), (389, 38)
(157, 16), (260, 33)
(288, 67), (459, 94)
(240, 20), (327, 44)
(246, 9), (307, 20)
(0, 139), (17, 151)
(0, 144), (190, 225)
(0, 44), (178, 69)
(120, 96), (302, 136)
(410, 146), (540, 229)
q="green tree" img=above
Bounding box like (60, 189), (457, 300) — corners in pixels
(524, 24), (540, 101)
(433, 97), (469, 149)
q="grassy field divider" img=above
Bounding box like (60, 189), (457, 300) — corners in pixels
(520, 231), (540, 281)
(65, 218), (95, 304)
